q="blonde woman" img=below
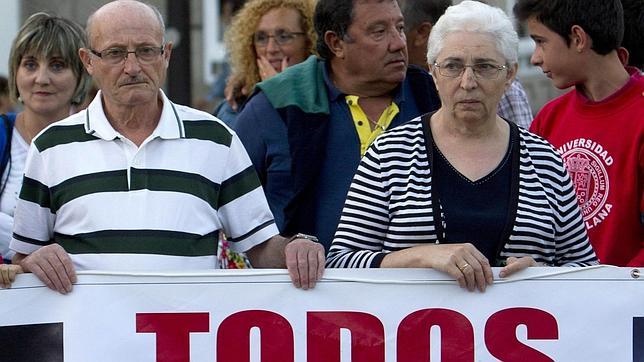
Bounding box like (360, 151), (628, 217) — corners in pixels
(1, 13), (90, 265)
(216, 0), (316, 125)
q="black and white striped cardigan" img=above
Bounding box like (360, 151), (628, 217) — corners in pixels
(326, 115), (598, 268)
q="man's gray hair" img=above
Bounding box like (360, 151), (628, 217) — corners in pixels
(427, 0), (518, 65)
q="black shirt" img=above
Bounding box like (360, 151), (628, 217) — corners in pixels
(431, 128), (514, 262)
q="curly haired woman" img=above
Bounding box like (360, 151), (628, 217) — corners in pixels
(215, 0), (316, 126)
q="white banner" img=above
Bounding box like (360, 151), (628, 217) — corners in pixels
(0, 266), (642, 361)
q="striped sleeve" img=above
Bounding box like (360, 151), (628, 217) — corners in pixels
(547, 146), (597, 266)
(327, 140), (390, 268)
(502, 131), (597, 266)
(217, 133), (278, 253)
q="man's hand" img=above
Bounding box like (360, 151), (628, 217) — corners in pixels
(17, 244), (76, 294)
(0, 264), (23, 289)
(247, 235), (325, 290)
(284, 238), (325, 290)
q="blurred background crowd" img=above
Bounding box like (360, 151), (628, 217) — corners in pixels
(0, 0), (568, 117)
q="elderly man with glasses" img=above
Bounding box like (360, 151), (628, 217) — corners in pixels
(8, 0), (324, 294)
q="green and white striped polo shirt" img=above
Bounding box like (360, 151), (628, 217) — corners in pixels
(10, 90), (278, 270)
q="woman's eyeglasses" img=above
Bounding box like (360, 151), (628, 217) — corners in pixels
(253, 30), (305, 47)
(433, 61), (508, 79)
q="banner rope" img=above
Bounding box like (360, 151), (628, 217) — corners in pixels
(75, 265), (637, 285)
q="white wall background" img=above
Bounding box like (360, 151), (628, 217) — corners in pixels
(0, 0), (20, 77)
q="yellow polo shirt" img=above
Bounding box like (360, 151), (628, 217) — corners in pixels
(345, 95), (400, 156)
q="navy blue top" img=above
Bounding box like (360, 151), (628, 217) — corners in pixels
(0, 113), (16, 176)
(234, 64), (422, 251)
(431, 127), (514, 262)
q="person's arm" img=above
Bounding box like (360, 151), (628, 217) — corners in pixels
(217, 132), (324, 288)
(325, 144), (391, 268)
(9, 143), (75, 294)
(246, 234), (324, 290)
(551, 149), (598, 266)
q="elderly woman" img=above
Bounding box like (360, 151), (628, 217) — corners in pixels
(215, 0), (316, 125)
(326, 1), (597, 292)
(0, 13), (90, 271)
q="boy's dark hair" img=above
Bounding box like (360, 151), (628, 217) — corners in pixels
(621, 0), (644, 69)
(314, 0), (356, 60)
(513, 0), (624, 55)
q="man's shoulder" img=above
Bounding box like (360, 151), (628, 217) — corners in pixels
(33, 111), (92, 152)
(173, 104), (238, 147)
(517, 126), (558, 153)
(514, 127), (568, 178)
(172, 103), (219, 122)
(507, 78), (529, 97)
(236, 91), (282, 128)
(239, 91), (274, 113)
(375, 116), (425, 146)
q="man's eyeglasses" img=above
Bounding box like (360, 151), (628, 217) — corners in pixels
(433, 61), (508, 79)
(253, 30), (305, 47)
(89, 45), (165, 65)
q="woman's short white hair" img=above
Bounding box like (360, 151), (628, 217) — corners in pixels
(427, 0), (518, 65)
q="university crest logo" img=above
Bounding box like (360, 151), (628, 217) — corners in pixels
(558, 138), (613, 230)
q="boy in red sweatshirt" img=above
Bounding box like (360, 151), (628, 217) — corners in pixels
(514, 0), (643, 266)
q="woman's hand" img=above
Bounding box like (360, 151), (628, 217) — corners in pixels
(256, 55), (288, 81)
(428, 243), (494, 292)
(382, 243), (494, 292)
(0, 264), (23, 289)
(223, 75), (247, 112)
(499, 256), (539, 278)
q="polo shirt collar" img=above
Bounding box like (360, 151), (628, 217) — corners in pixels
(84, 89), (183, 141)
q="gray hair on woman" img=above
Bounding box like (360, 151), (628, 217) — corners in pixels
(8, 12), (91, 106)
(427, 0), (519, 66)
